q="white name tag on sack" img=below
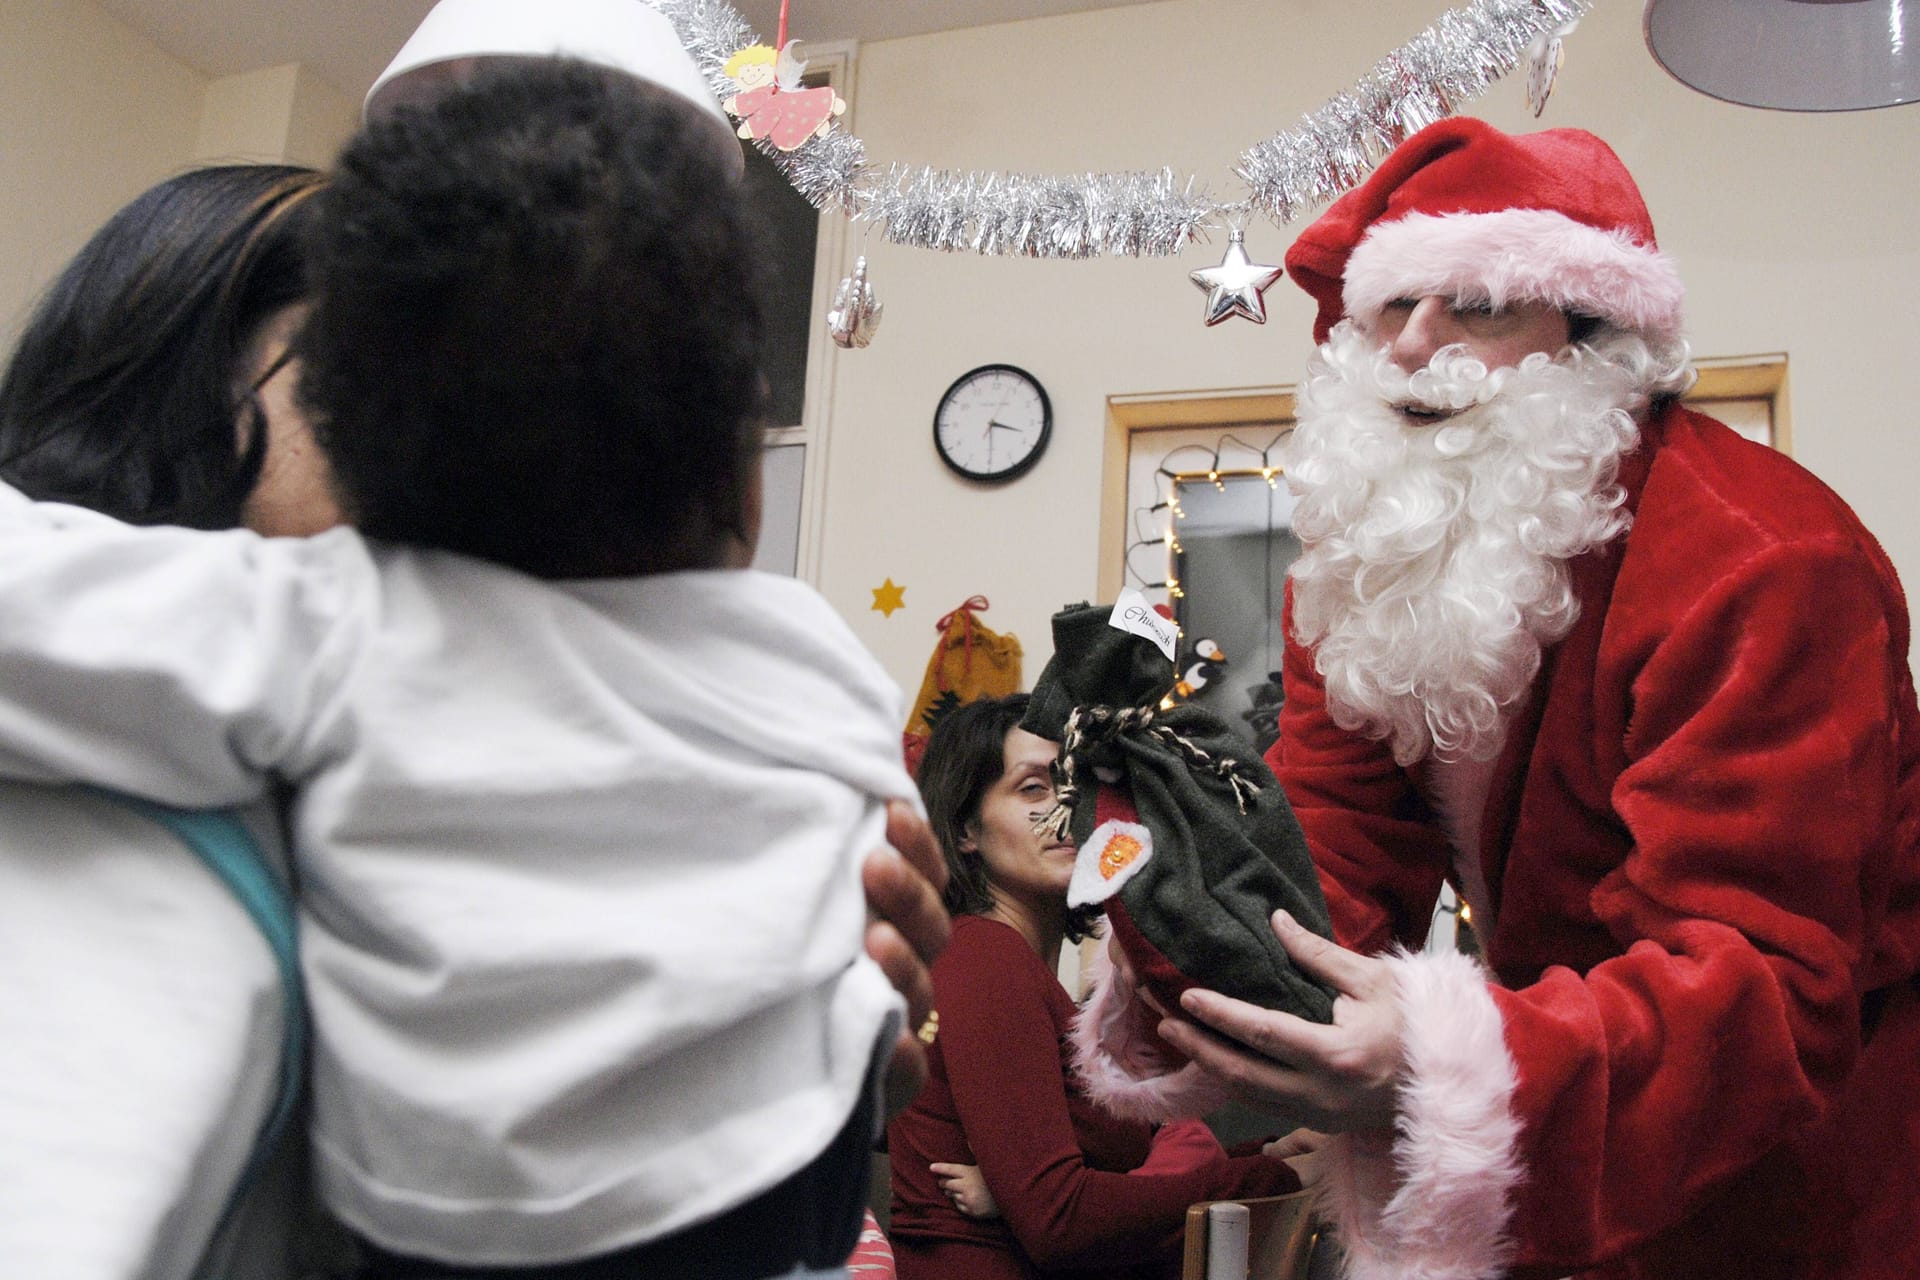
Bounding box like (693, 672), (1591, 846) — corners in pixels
(1108, 587), (1178, 662)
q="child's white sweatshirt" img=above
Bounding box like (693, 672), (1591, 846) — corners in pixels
(0, 482), (913, 1264)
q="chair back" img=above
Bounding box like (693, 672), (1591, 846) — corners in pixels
(1179, 1190), (1318, 1280)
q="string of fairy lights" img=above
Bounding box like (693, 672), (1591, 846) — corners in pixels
(648, 0), (1591, 260)
(1125, 432), (1294, 611)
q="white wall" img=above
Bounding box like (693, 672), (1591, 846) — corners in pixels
(0, 0), (206, 342)
(194, 64), (304, 164)
(815, 0), (1920, 694)
(0, 1), (355, 346)
(195, 62), (357, 169)
(277, 65), (357, 172)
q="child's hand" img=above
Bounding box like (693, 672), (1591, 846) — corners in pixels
(931, 1161), (999, 1219)
(1263, 1127), (1332, 1189)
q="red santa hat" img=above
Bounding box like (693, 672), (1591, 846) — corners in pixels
(1284, 117), (1684, 349)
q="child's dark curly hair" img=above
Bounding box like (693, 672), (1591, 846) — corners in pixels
(298, 59), (766, 579)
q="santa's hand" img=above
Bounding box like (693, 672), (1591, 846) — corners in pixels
(867, 801), (952, 1116)
(931, 1161), (1000, 1219)
(1156, 910), (1402, 1133)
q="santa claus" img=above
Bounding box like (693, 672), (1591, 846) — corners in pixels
(1156, 117), (1920, 1280)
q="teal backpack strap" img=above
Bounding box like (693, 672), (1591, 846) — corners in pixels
(99, 793), (307, 1234)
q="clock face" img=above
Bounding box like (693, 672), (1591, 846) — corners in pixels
(933, 364), (1052, 483)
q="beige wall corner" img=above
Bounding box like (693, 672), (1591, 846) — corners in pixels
(196, 62), (355, 171)
(283, 65), (358, 170)
(0, 0), (204, 344)
(193, 63), (298, 164)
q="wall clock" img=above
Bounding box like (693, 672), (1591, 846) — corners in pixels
(933, 363), (1052, 483)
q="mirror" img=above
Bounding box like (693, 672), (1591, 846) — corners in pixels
(1169, 468), (1301, 755)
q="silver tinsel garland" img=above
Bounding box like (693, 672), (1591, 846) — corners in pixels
(647, 0), (1591, 259)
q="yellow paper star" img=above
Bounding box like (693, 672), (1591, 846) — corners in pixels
(871, 578), (906, 618)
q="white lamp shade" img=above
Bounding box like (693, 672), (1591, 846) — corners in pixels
(1644, 0), (1920, 111)
(367, 0), (743, 174)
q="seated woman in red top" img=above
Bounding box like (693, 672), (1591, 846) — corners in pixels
(887, 694), (1297, 1279)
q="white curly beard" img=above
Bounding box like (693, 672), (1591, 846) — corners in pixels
(1284, 321), (1667, 766)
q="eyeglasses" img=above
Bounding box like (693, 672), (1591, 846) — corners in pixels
(250, 343), (297, 394)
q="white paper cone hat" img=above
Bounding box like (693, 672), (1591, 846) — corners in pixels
(367, 0), (742, 176)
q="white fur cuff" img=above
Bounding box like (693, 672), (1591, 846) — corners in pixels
(1069, 941), (1234, 1123)
(1343, 208), (1686, 349)
(1317, 948), (1523, 1280)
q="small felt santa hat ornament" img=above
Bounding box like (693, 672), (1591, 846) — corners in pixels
(1284, 116), (1685, 349)
(1020, 597), (1336, 1122)
(366, 0), (743, 179)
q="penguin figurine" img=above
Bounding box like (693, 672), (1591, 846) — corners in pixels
(1170, 637), (1227, 703)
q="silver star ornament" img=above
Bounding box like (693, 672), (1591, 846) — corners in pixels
(1189, 228), (1285, 326)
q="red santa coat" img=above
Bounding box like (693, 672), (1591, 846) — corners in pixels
(1269, 402), (1920, 1280)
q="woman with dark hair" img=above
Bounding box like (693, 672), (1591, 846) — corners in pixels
(886, 695), (1296, 1279)
(0, 163), (343, 1280)
(0, 163), (339, 535)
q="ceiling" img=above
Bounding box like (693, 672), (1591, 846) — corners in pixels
(96, 0), (1164, 101)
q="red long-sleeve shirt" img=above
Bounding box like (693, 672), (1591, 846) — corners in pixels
(887, 915), (1295, 1279)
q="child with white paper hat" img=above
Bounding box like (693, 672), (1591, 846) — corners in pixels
(365, 0), (743, 179)
(0, 19), (910, 1280)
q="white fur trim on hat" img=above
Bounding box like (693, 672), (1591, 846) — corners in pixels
(1069, 941), (1234, 1123)
(1343, 208), (1685, 348)
(1314, 947), (1523, 1280)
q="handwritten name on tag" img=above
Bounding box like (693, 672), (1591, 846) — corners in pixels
(1108, 587), (1177, 662)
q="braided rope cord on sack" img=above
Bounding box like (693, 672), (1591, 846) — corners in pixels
(1032, 704), (1264, 841)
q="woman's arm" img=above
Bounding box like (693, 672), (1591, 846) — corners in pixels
(937, 1118), (1244, 1219)
(940, 926), (1296, 1270)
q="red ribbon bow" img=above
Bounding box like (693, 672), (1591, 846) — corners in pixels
(933, 596), (992, 693)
